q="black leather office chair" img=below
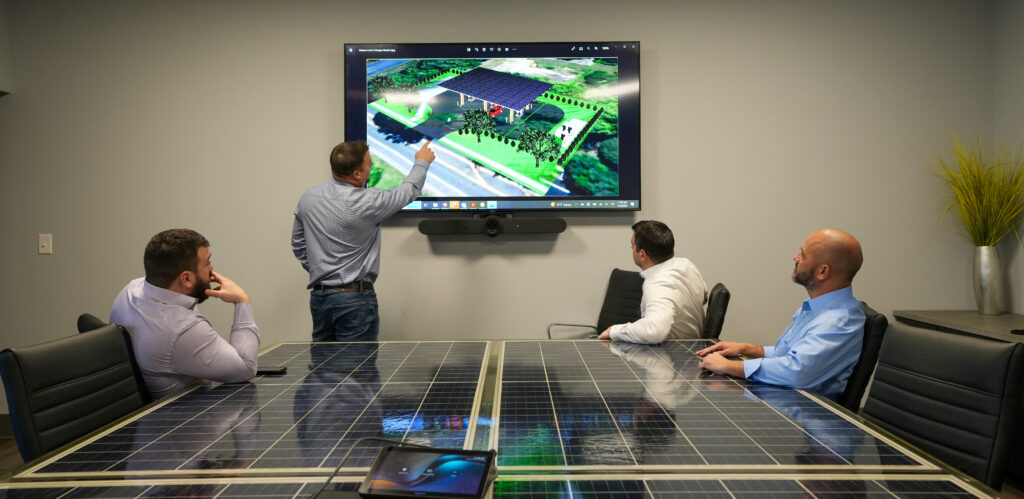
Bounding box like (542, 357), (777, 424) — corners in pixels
(74, 313), (153, 403)
(0, 324), (151, 461)
(76, 312), (108, 333)
(861, 321), (1024, 488)
(836, 302), (887, 412)
(700, 282), (730, 339)
(547, 268), (644, 339)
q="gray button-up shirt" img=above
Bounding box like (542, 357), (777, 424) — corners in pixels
(291, 158), (429, 287)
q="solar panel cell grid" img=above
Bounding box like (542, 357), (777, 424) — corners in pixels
(494, 340), (932, 471)
(16, 339), (944, 494)
(439, 67), (554, 110)
(1, 337), (997, 498)
(0, 476), (986, 498)
(28, 341), (487, 476)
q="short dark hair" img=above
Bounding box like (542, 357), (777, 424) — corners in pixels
(632, 220), (674, 263)
(330, 140), (369, 178)
(144, 229), (209, 288)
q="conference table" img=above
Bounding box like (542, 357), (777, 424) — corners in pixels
(0, 340), (997, 497)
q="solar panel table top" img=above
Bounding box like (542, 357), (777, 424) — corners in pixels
(19, 341), (491, 477)
(0, 474), (992, 498)
(3, 340), (995, 497)
(493, 340), (935, 473)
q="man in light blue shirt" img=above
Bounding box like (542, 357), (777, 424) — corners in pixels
(696, 228), (865, 400)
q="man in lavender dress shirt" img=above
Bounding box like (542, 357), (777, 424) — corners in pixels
(111, 229), (260, 400)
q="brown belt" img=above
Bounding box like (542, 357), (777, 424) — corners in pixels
(312, 281), (374, 291)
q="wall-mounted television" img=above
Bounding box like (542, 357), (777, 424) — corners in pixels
(343, 41), (640, 213)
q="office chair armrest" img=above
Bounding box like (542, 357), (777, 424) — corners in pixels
(546, 323), (598, 340)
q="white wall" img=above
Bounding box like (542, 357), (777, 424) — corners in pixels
(0, 0), (1003, 412)
(995, 0), (1024, 312)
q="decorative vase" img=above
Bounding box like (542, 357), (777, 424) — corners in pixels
(973, 246), (1005, 315)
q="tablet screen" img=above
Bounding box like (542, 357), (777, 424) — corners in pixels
(360, 447), (494, 498)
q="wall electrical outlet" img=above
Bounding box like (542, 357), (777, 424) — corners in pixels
(38, 233), (53, 255)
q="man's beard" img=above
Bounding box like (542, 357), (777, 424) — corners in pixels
(189, 278), (210, 304)
(792, 265), (813, 288)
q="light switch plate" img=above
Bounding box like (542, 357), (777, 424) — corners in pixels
(38, 233), (53, 255)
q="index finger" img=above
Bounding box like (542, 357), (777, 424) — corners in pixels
(420, 139), (432, 148)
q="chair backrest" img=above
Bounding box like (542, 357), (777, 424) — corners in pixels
(77, 312), (108, 333)
(74, 313), (153, 403)
(861, 321), (1024, 488)
(0, 324), (150, 461)
(700, 282), (730, 339)
(594, 268), (645, 333)
(836, 301), (887, 412)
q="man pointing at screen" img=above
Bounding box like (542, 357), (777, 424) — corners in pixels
(292, 139), (435, 341)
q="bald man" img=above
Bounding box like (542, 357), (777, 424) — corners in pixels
(696, 228), (866, 400)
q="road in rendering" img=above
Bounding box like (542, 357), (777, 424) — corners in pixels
(366, 110), (536, 197)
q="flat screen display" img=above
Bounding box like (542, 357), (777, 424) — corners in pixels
(344, 41), (640, 212)
(358, 446), (495, 498)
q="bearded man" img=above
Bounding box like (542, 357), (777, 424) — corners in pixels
(697, 228), (865, 400)
(111, 228), (260, 400)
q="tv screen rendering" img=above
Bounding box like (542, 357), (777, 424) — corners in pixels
(344, 41), (640, 213)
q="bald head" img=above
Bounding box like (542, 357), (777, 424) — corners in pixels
(815, 228), (863, 283)
(793, 228), (863, 297)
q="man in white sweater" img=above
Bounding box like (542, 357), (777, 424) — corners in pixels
(598, 220), (707, 344)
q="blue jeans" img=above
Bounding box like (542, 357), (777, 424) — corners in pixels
(310, 289), (379, 341)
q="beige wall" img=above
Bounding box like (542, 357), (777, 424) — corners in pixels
(996, 0), (1024, 312)
(0, 0), (11, 93)
(0, 1), (1008, 411)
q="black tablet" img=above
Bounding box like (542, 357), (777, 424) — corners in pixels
(358, 446), (496, 498)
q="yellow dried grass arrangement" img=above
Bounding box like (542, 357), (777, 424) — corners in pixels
(933, 137), (1024, 247)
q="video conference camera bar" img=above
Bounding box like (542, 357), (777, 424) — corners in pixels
(418, 214), (567, 237)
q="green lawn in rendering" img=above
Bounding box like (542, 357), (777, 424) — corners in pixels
(368, 67), (607, 195)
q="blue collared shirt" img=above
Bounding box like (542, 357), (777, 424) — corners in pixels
(742, 286), (865, 400)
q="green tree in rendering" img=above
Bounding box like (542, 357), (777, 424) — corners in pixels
(462, 109), (497, 143)
(583, 69), (615, 86)
(369, 164), (383, 187)
(517, 129), (561, 168)
(597, 138), (619, 170)
(565, 155), (618, 195)
(369, 76), (396, 102)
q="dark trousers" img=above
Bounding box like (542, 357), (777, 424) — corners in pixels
(310, 288), (379, 341)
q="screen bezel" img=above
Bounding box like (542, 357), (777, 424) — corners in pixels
(357, 446), (496, 498)
(343, 41), (641, 214)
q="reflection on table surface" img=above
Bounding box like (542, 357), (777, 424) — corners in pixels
(0, 474), (991, 498)
(14, 340), (942, 487)
(495, 340), (926, 471)
(24, 341), (488, 476)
